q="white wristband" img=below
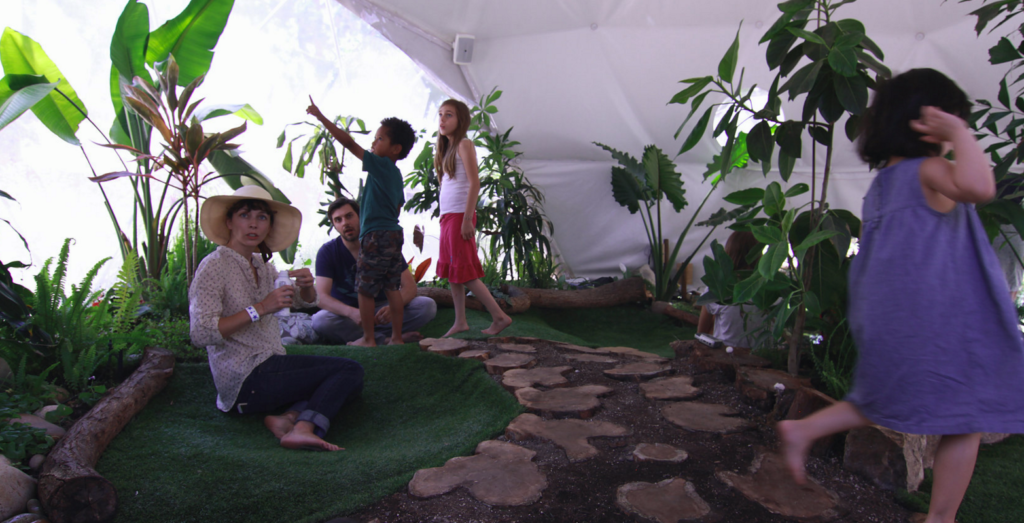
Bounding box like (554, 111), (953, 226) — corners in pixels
(245, 306), (260, 323)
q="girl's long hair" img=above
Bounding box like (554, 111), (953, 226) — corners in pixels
(434, 99), (472, 180)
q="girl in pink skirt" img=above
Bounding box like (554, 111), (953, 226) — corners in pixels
(435, 99), (512, 337)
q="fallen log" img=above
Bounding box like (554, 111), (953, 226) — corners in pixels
(519, 277), (646, 309)
(650, 301), (700, 325)
(38, 347), (176, 523)
(418, 284), (531, 314)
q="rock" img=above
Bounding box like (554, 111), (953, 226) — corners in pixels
(0, 456), (9, 468)
(632, 443), (688, 463)
(408, 440), (547, 506)
(640, 376), (700, 401)
(486, 336), (541, 345)
(505, 413), (630, 461)
(27, 456), (45, 471)
(0, 463), (37, 520)
(501, 367), (572, 391)
(495, 343), (536, 353)
(458, 349), (491, 361)
(599, 346), (667, 363)
(484, 353), (537, 375)
(419, 337), (470, 357)
(844, 425), (931, 491)
(735, 367), (811, 411)
(25, 499), (41, 515)
(8, 414), (65, 440)
(615, 478), (710, 523)
(717, 450), (841, 521)
(661, 402), (751, 434)
(689, 344), (769, 381)
(515, 385), (614, 418)
(564, 354), (617, 364)
(1, 514), (46, 523)
(33, 406), (59, 420)
(551, 343), (611, 355)
(603, 362), (672, 382)
(981, 433), (1011, 445)
(0, 357), (10, 382)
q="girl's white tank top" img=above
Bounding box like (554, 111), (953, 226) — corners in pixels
(439, 152), (470, 215)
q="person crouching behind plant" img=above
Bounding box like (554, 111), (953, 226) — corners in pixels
(189, 186), (364, 451)
(697, 230), (767, 350)
(306, 97), (417, 347)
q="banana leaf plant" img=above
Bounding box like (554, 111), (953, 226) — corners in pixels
(673, 0), (889, 375)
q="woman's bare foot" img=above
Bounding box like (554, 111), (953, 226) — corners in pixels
(777, 420), (810, 484)
(280, 421), (343, 451)
(264, 412), (298, 440)
(347, 336), (376, 347)
(444, 323), (470, 337)
(481, 314), (512, 335)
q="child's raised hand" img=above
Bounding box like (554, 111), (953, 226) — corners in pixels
(306, 96), (325, 120)
(909, 106), (969, 145)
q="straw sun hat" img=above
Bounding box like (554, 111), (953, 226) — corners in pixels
(200, 186), (302, 252)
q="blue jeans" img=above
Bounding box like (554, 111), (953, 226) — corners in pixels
(232, 354), (364, 438)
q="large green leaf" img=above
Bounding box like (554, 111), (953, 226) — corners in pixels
(595, 142), (644, 179)
(146, 0), (235, 85)
(758, 242), (788, 279)
(719, 25), (742, 83)
(0, 28), (87, 145)
(0, 74), (56, 132)
(990, 37), (1022, 65)
(642, 145), (686, 211)
(763, 182), (785, 217)
(669, 76), (712, 105)
(724, 187), (765, 206)
(610, 166), (646, 214)
(109, 0), (150, 140)
(833, 72), (868, 115)
(746, 120), (774, 164)
(678, 107), (713, 155)
(194, 103), (263, 124)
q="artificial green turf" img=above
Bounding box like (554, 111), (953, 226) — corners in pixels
(958, 435), (1024, 523)
(97, 345), (523, 523)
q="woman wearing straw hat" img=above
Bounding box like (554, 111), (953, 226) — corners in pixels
(189, 186), (364, 451)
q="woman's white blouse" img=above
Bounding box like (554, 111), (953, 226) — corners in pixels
(188, 246), (318, 411)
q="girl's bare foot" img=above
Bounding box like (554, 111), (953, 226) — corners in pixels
(280, 421), (343, 451)
(777, 420), (810, 484)
(481, 314), (512, 335)
(347, 336), (376, 347)
(264, 412), (297, 440)
(444, 323), (470, 337)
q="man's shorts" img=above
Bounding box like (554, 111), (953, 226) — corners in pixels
(357, 229), (405, 298)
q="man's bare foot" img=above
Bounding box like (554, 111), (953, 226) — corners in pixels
(280, 430), (343, 451)
(777, 420), (810, 484)
(264, 412), (297, 440)
(481, 314), (512, 335)
(444, 323), (470, 337)
(347, 336), (377, 347)
(401, 331), (424, 343)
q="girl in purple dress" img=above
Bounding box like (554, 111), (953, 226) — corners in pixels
(779, 68), (1024, 523)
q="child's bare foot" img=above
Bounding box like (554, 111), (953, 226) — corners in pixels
(264, 412), (297, 440)
(384, 332), (423, 345)
(347, 336), (377, 347)
(481, 314), (512, 335)
(280, 429), (343, 451)
(777, 420), (810, 484)
(444, 323), (470, 337)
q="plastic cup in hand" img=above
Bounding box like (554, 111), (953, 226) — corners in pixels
(274, 271), (292, 318)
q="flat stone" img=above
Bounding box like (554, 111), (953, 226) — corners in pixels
(458, 349), (491, 361)
(633, 443), (688, 463)
(484, 353), (537, 375)
(0, 462), (37, 520)
(717, 451), (840, 521)
(496, 343), (537, 353)
(735, 367), (811, 411)
(419, 337), (470, 357)
(640, 376), (700, 400)
(616, 478), (710, 523)
(502, 366), (572, 391)
(9, 413), (65, 439)
(690, 344), (770, 381)
(515, 385), (614, 419)
(28, 455), (45, 471)
(600, 346), (668, 363)
(487, 336), (542, 345)
(565, 354), (617, 364)
(661, 402), (751, 434)
(408, 440), (547, 506)
(505, 413), (631, 461)
(603, 362), (672, 382)
(551, 342), (611, 355)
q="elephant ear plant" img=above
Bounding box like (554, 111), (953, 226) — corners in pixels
(674, 0), (890, 378)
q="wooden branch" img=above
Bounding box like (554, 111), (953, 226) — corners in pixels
(519, 277), (646, 309)
(38, 347), (176, 523)
(418, 285), (531, 314)
(650, 301), (700, 325)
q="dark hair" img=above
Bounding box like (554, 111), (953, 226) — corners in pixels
(226, 199), (275, 262)
(725, 231), (759, 271)
(326, 197), (360, 222)
(858, 68), (971, 169)
(435, 99), (472, 180)
(380, 117), (417, 160)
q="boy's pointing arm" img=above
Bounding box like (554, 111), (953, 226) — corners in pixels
(307, 96), (365, 160)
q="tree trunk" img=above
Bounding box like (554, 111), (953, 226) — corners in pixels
(520, 277), (646, 309)
(650, 301), (699, 325)
(417, 285), (531, 314)
(38, 347), (176, 523)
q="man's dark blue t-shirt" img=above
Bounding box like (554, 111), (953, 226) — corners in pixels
(315, 236), (408, 307)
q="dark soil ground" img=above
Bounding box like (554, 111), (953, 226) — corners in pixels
(346, 338), (912, 523)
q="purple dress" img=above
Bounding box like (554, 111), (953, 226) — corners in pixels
(845, 157), (1024, 435)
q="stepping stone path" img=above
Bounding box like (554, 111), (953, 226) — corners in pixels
(640, 376), (701, 400)
(408, 440), (547, 506)
(515, 385), (613, 418)
(601, 346), (668, 363)
(551, 342), (610, 355)
(616, 478), (710, 522)
(661, 401), (752, 433)
(501, 366), (572, 391)
(717, 450), (841, 520)
(419, 337), (470, 357)
(633, 443), (687, 463)
(564, 353), (617, 363)
(495, 343), (536, 353)
(505, 413), (631, 461)
(485, 353), (536, 375)
(603, 361), (672, 381)
(459, 349), (490, 361)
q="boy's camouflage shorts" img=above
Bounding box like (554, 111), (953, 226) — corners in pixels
(357, 229), (405, 297)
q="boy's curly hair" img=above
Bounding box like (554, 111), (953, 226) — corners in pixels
(380, 117), (417, 160)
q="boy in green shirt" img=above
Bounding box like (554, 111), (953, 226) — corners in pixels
(307, 97), (416, 346)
